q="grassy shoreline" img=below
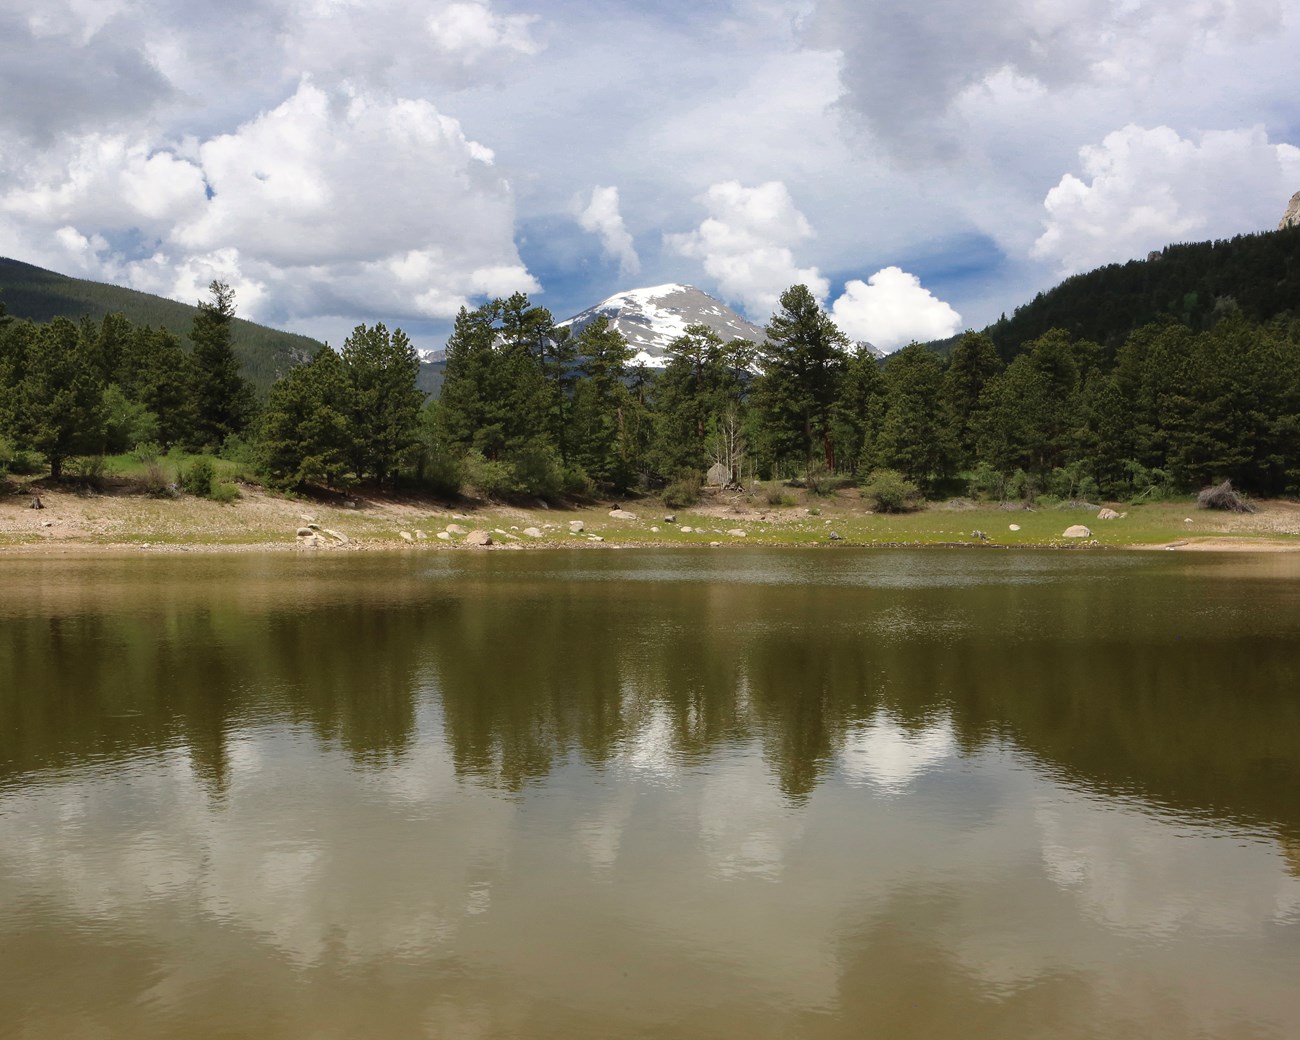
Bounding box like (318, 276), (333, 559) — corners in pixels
(3, 478), (1298, 554)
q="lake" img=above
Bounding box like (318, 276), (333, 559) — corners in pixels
(2, 548), (1298, 1039)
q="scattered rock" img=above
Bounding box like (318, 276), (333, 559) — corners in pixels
(30, 496), (43, 510)
(1063, 525), (1092, 538)
(680, 526), (692, 533)
(971, 530), (989, 541)
(415, 531), (428, 540)
(523, 527), (543, 538)
(608, 508), (638, 521)
(436, 531), (451, 541)
(446, 523), (468, 535)
(324, 529), (350, 545)
(828, 531), (843, 541)
(399, 531), (415, 543)
(465, 530), (492, 546)
(709, 541), (721, 547)
(299, 514), (316, 524)
(569, 520), (585, 533)
(588, 535), (604, 542)
(296, 527), (314, 538)
(1097, 508), (1120, 520)
(663, 514), (677, 524)
(650, 526), (660, 533)
(41, 520), (53, 528)
(727, 529), (746, 537)
(1009, 523), (1021, 532)
(1184, 518), (1193, 524)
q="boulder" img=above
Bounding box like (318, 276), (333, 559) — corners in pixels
(1097, 508), (1120, 520)
(588, 535), (604, 542)
(445, 523), (468, 535)
(415, 531), (428, 540)
(1009, 524), (1021, 532)
(663, 514), (677, 524)
(324, 529), (350, 544)
(464, 530), (492, 546)
(436, 531), (451, 541)
(296, 527), (314, 538)
(523, 527), (543, 538)
(709, 541), (721, 547)
(399, 531), (415, 543)
(727, 529), (746, 537)
(1063, 525), (1092, 538)
(706, 462), (730, 486)
(569, 520), (585, 533)
(828, 531), (843, 541)
(679, 526), (692, 533)
(608, 508), (638, 521)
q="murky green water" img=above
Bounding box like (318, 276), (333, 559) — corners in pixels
(2, 549), (1298, 1039)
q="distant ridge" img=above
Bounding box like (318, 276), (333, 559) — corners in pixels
(0, 257), (324, 392)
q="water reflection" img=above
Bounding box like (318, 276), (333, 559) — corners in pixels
(2, 550), (1299, 1037)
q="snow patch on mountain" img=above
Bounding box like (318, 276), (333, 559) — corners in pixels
(558, 283), (766, 367)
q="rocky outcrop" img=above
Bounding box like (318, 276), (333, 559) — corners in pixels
(1280, 190), (1300, 230)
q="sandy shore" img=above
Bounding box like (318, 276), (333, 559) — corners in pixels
(3, 481), (1298, 555)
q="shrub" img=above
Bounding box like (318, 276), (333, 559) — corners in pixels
(861, 468), (921, 513)
(460, 450), (515, 500)
(180, 458), (216, 498)
(66, 455), (107, 490)
(5, 448), (42, 476)
(764, 485), (797, 507)
(662, 471), (702, 509)
(210, 481), (241, 504)
(967, 462), (1009, 501)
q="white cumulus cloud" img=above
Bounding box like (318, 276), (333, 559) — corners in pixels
(577, 185), (640, 277)
(830, 268), (961, 351)
(1033, 124), (1300, 275)
(0, 79), (539, 328)
(666, 180), (829, 319)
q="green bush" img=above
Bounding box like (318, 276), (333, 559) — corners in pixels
(180, 458), (216, 497)
(967, 462), (1009, 501)
(210, 481), (241, 504)
(5, 448), (42, 476)
(861, 468), (921, 513)
(66, 455), (108, 489)
(461, 450), (515, 500)
(662, 471), (702, 509)
(763, 485), (797, 507)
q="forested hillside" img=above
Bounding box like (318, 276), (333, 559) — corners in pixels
(0, 257), (323, 392)
(964, 225), (1300, 359)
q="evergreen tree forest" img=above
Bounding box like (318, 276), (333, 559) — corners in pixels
(3, 263), (1299, 504)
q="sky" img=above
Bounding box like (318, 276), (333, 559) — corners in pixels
(2, 0), (1298, 354)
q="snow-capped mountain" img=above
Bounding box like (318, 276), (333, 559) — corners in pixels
(557, 284), (766, 367)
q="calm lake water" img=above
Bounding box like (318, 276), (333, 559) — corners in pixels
(1, 548), (1298, 1039)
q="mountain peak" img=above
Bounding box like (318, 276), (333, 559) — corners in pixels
(1280, 190), (1300, 230)
(558, 284), (765, 366)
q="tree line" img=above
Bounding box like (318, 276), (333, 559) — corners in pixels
(3, 279), (1298, 502)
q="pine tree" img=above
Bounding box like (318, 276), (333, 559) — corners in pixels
(752, 285), (848, 476)
(341, 323), (423, 483)
(18, 317), (107, 479)
(190, 281), (253, 449)
(259, 348), (356, 488)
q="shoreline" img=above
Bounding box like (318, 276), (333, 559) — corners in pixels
(4, 482), (1298, 556)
